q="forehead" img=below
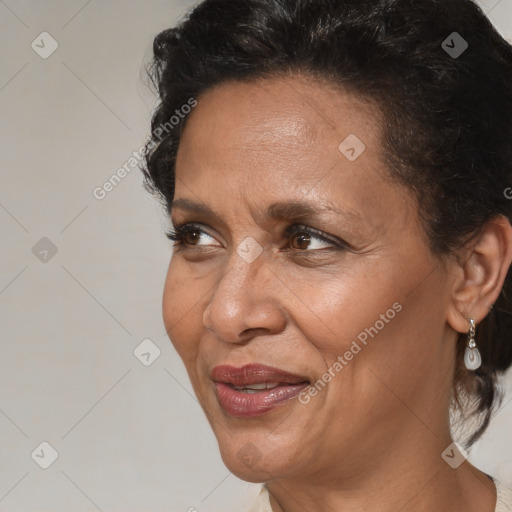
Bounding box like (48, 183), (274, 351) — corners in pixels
(176, 76), (385, 185)
(178, 75), (382, 160)
(172, 75), (414, 232)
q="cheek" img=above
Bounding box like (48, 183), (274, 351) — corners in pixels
(162, 259), (206, 363)
(272, 258), (396, 358)
(284, 253), (442, 389)
(305, 266), (447, 421)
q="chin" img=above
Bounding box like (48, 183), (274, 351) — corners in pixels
(219, 446), (286, 483)
(213, 425), (300, 483)
(226, 464), (273, 483)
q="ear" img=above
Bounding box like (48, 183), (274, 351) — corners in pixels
(446, 215), (512, 333)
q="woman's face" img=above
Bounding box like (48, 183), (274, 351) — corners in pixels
(163, 75), (457, 483)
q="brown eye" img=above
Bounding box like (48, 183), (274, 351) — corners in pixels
(290, 232), (311, 250)
(285, 225), (345, 252)
(166, 223), (221, 249)
(183, 228), (202, 245)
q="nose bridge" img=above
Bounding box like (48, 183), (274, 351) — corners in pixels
(203, 248), (282, 342)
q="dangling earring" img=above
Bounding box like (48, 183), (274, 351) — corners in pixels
(464, 318), (482, 370)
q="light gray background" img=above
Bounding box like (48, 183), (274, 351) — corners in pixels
(0, 1), (511, 511)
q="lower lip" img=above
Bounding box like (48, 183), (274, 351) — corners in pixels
(214, 382), (309, 418)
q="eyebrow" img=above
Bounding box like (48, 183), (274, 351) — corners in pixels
(171, 198), (363, 224)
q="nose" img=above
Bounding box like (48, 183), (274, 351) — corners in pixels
(202, 252), (287, 343)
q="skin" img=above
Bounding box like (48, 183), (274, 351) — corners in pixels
(162, 74), (512, 512)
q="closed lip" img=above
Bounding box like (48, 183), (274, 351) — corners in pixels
(210, 363), (310, 387)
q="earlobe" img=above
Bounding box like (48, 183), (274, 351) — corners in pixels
(446, 215), (512, 333)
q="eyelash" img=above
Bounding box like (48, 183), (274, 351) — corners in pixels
(165, 223), (348, 252)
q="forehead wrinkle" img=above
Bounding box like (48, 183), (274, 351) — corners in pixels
(243, 198), (365, 232)
(226, 110), (319, 151)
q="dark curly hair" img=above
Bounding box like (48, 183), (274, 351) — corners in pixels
(141, 0), (512, 446)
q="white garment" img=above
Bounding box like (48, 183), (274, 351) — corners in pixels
(247, 477), (512, 511)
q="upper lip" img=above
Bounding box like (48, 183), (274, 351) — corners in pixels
(211, 364), (310, 387)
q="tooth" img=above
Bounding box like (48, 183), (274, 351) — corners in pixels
(235, 382), (281, 391)
(245, 383), (268, 390)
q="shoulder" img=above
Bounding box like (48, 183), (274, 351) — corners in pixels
(246, 485), (272, 512)
(493, 478), (512, 512)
